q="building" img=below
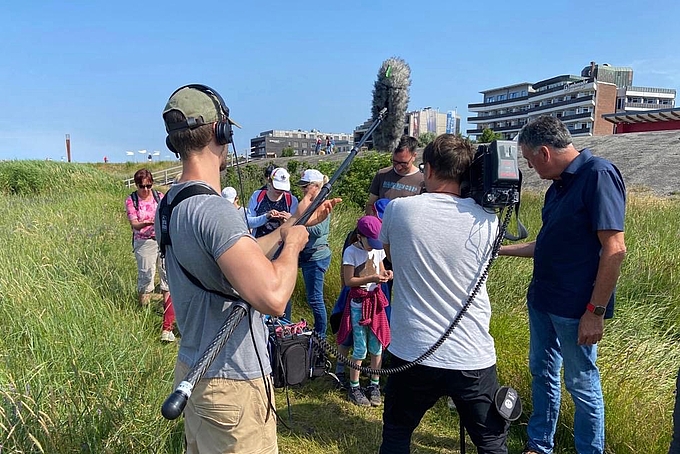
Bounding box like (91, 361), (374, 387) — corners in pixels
(602, 106), (680, 134)
(406, 108), (461, 137)
(250, 129), (353, 158)
(467, 61), (676, 140)
(353, 109), (461, 150)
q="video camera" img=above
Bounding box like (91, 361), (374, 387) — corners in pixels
(463, 140), (521, 209)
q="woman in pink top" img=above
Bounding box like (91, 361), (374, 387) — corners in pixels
(125, 169), (175, 342)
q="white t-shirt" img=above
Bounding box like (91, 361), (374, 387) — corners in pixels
(342, 243), (386, 293)
(380, 192), (499, 370)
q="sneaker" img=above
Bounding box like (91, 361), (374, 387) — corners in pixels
(348, 386), (371, 406)
(160, 330), (176, 342)
(447, 396), (457, 411)
(365, 384), (381, 406)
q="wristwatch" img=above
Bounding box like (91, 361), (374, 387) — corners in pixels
(586, 303), (606, 316)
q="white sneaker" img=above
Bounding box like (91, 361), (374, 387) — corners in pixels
(161, 330), (176, 342)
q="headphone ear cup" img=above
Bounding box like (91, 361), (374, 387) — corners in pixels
(166, 136), (178, 155)
(215, 121), (233, 145)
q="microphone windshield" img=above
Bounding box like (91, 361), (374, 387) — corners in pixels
(371, 57), (411, 152)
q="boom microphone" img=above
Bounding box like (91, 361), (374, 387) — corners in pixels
(371, 57), (411, 152)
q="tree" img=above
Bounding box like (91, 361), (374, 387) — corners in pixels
(281, 147), (295, 158)
(477, 128), (503, 144)
(417, 132), (437, 147)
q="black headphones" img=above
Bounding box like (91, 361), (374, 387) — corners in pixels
(164, 84), (234, 155)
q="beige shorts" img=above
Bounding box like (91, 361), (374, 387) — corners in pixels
(174, 361), (278, 454)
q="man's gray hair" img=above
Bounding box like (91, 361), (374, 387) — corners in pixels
(517, 115), (573, 151)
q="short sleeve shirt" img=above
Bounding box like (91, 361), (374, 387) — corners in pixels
(342, 244), (385, 292)
(125, 192), (163, 241)
(529, 149), (626, 319)
(369, 166), (424, 200)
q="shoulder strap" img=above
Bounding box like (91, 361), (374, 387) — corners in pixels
(158, 184), (238, 301)
(256, 189), (266, 206)
(284, 192), (292, 209)
(152, 189), (161, 204)
(130, 191), (139, 211)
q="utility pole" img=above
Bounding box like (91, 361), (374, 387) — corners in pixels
(65, 134), (71, 162)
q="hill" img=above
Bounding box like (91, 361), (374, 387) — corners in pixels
(521, 130), (680, 196)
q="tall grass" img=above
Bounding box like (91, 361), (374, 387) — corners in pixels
(0, 161), (678, 453)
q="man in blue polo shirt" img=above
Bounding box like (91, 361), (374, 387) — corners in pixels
(500, 115), (627, 454)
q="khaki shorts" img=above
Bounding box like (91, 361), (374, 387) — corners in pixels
(174, 361), (278, 454)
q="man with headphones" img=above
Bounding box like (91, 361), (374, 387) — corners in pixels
(159, 84), (339, 454)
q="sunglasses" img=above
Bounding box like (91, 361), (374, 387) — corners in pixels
(137, 184), (153, 189)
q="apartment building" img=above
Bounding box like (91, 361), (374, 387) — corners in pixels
(467, 62), (676, 140)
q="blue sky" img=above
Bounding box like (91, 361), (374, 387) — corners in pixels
(1, 0), (679, 163)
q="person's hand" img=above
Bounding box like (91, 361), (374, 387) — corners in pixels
(280, 225), (309, 250)
(296, 191), (342, 226)
(277, 211), (292, 222)
(377, 270), (393, 283)
(578, 311), (604, 345)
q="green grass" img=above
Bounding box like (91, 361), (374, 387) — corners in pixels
(0, 161), (678, 453)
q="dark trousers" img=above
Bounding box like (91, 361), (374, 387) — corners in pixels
(670, 367), (680, 454)
(379, 355), (508, 454)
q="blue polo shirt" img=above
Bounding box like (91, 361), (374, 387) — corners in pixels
(527, 148), (625, 319)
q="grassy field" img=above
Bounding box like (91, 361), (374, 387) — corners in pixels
(0, 161), (678, 453)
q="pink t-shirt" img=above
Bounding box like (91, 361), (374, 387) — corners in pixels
(125, 192), (164, 241)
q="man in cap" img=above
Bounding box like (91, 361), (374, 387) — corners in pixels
(379, 134), (509, 453)
(159, 84), (339, 454)
(246, 167), (299, 239)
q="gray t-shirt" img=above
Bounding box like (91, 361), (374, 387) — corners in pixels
(379, 193), (498, 370)
(157, 181), (271, 379)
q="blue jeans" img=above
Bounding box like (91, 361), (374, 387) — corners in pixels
(298, 255), (331, 337)
(670, 367), (680, 454)
(527, 305), (604, 454)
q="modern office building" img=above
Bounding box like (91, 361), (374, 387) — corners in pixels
(250, 129), (353, 158)
(406, 108), (461, 137)
(467, 61), (676, 140)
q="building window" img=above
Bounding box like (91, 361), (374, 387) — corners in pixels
(497, 94), (507, 101)
(485, 96), (495, 103)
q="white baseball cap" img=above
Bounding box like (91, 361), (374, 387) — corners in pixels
(221, 186), (237, 203)
(297, 169), (324, 186)
(270, 167), (291, 191)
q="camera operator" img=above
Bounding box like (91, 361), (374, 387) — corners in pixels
(378, 134), (509, 453)
(499, 115), (626, 454)
(160, 85), (339, 454)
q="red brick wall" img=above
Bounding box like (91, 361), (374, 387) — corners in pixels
(593, 84), (617, 136)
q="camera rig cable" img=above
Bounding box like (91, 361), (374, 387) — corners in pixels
(309, 201), (516, 376)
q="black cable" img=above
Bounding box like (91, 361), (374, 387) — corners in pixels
(310, 201), (516, 377)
